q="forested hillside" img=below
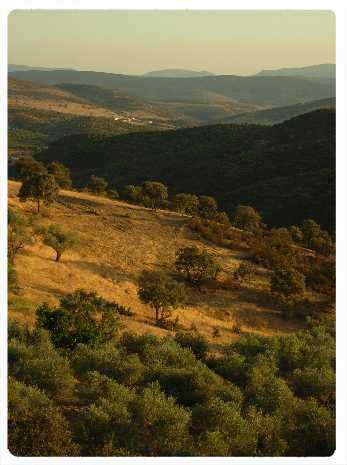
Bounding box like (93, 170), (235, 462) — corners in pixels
(37, 109), (335, 231)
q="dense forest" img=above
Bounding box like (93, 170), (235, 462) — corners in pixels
(36, 109), (335, 231)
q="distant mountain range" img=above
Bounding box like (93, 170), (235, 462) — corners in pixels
(256, 63), (335, 79)
(143, 69), (215, 78)
(9, 68), (335, 107)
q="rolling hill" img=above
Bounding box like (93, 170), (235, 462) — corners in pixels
(8, 179), (302, 341)
(215, 97), (335, 125)
(256, 63), (335, 79)
(10, 69), (335, 107)
(36, 109), (335, 231)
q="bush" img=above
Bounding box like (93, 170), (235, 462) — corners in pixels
(9, 329), (77, 403)
(142, 181), (168, 210)
(129, 382), (192, 456)
(8, 377), (79, 456)
(198, 195), (218, 220)
(233, 262), (257, 282)
(271, 268), (305, 297)
(172, 193), (199, 215)
(138, 270), (185, 323)
(87, 175), (108, 195)
(233, 205), (262, 232)
(175, 246), (221, 287)
(174, 331), (209, 360)
(47, 160), (72, 189)
(36, 289), (120, 349)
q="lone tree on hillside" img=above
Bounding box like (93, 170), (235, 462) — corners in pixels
(198, 196), (218, 220)
(172, 193), (199, 215)
(18, 174), (59, 213)
(138, 270), (185, 324)
(47, 161), (72, 189)
(36, 289), (120, 349)
(175, 246), (221, 288)
(87, 175), (108, 196)
(270, 268), (305, 297)
(142, 181), (168, 210)
(233, 205), (262, 232)
(39, 224), (78, 262)
(14, 156), (47, 181)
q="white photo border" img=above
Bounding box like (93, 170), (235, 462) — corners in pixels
(0, 1), (346, 464)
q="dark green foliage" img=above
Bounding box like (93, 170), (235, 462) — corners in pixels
(175, 246), (221, 287)
(13, 156), (47, 181)
(36, 289), (120, 349)
(172, 193), (199, 215)
(138, 270), (185, 323)
(301, 219), (333, 255)
(8, 319), (335, 457)
(37, 110), (335, 231)
(198, 195), (218, 220)
(8, 207), (33, 263)
(39, 224), (78, 262)
(192, 398), (256, 456)
(87, 175), (108, 195)
(18, 173), (59, 212)
(271, 268), (305, 297)
(122, 184), (143, 202)
(47, 160), (72, 189)
(8, 329), (76, 403)
(233, 205), (262, 231)
(107, 189), (119, 200)
(129, 382), (192, 456)
(71, 343), (145, 386)
(142, 181), (168, 210)
(174, 331), (209, 360)
(8, 377), (79, 456)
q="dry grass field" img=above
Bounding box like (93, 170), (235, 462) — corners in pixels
(8, 180), (303, 347)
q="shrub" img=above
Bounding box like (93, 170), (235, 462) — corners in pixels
(172, 193), (199, 215)
(142, 181), (168, 210)
(174, 331), (209, 360)
(36, 289), (120, 349)
(14, 156), (47, 181)
(271, 268), (305, 297)
(175, 246), (221, 287)
(198, 195), (218, 220)
(9, 329), (77, 403)
(233, 205), (262, 232)
(47, 160), (72, 189)
(107, 189), (119, 200)
(138, 270), (185, 323)
(87, 175), (108, 195)
(8, 377), (79, 456)
(130, 382), (192, 456)
(233, 262), (257, 282)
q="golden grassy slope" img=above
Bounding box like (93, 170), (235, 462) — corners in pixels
(9, 77), (115, 118)
(8, 181), (302, 346)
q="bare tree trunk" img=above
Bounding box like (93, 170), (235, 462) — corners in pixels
(55, 251), (61, 262)
(37, 199), (40, 213)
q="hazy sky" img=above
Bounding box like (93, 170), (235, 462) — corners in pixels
(9, 10), (335, 75)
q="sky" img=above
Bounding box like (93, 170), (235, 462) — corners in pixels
(8, 10), (335, 75)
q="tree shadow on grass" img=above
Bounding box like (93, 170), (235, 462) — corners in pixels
(67, 259), (136, 284)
